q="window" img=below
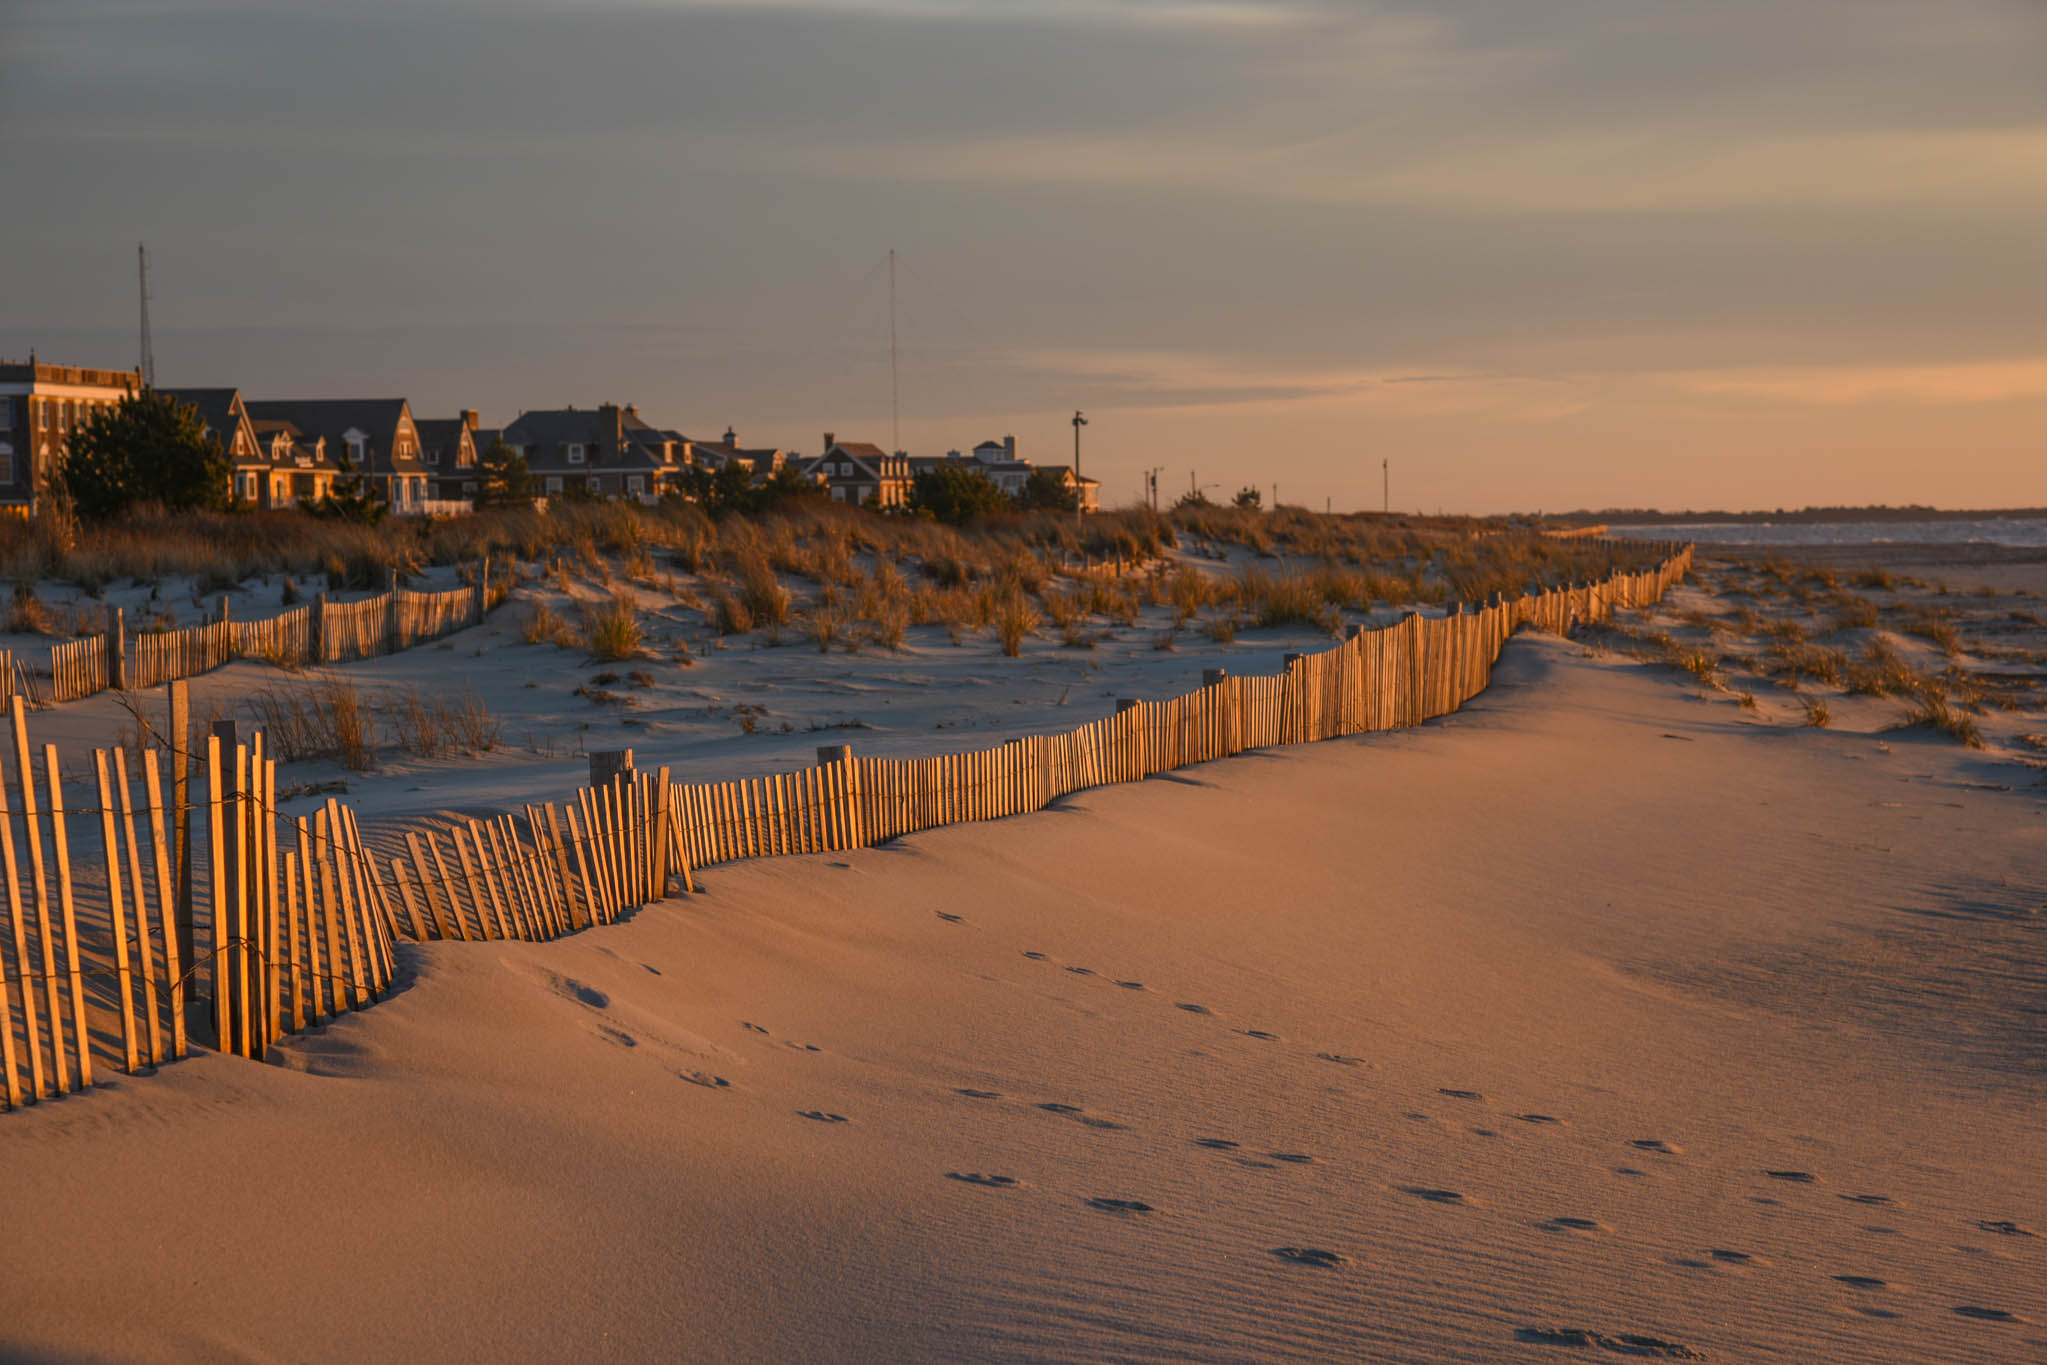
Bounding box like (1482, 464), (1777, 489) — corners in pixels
(626, 476), (644, 496)
(0, 446), (12, 484)
(585, 475), (601, 494)
(239, 473), (258, 501)
(37, 402), (49, 431)
(0, 398), (14, 430)
(461, 481), (478, 495)
(567, 443), (586, 464)
(545, 476), (563, 494)
(424, 448), (439, 465)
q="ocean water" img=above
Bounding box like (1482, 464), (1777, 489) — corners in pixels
(1607, 518), (2047, 548)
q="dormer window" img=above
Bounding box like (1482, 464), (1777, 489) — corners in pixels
(568, 444), (587, 464)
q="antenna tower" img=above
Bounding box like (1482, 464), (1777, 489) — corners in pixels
(888, 248), (899, 456)
(137, 242), (156, 388)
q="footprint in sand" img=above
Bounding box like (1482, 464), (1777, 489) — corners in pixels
(1022, 951), (1050, 961)
(1176, 1003), (1213, 1015)
(677, 1069), (731, 1088)
(642, 964), (662, 975)
(598, 1026), (637, 1048)
(935, 911), (965, 923)
(1038, 1103), (1127, 1131)
(1316, 1052), (1368, 1066)
(1544, 1217), (1602, 1233)
(741, 1022), (771, 1035)
(1977, 1219), (2034, 1237)
(1115, 980), (1147, 991)
(956, 1088), (1002, 1100)
(1272, 1247), (1349, 1268)
(1708, 1249), (1761, 1266)
(1238, 1029), (1282, 1041)
(1840, 1193), (1892, 1206)
(1953, 1306), (2023, 1323)
(1514, 1113), (1564, 1126)
(1631, 1139), (1682, 1155)
(1268, 1152), (1315, 1165)
(1087, 1197), (1155, 1214)
(1764, 1170), (1819, 1183)
(1401, 1187), (1470, 1206)
(947, 1172), (1020, 1188)
(1066, 966), (1096, 977)
(798, 1110), (849, 1123)
(1515, 1328), (1703, 1359)
(1834, 1276), (1889, 1290)
(1438, 1089), (1484, 1101)
(1193, 1138), (1241, 1150)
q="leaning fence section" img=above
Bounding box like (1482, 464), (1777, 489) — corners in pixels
(0, 703), (680, 1105)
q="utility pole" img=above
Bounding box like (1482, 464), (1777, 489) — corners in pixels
(1382, 458), (1389, 514)
(1145, 466), (1162, 512)
(137, 242), (155, 389)
(1071, 409), (1087, 530)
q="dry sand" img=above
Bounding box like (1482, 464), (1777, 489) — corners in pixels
(0, 631), (2041, 1363)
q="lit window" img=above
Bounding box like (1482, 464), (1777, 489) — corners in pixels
(37, 403), (49, 431)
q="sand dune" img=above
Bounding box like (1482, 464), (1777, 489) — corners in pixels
(0, 634), (2040, 1362)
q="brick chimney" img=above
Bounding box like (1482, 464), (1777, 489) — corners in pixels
(460, 408), (479, 430)
(1004, 434), (1016, 460)
(724, 426), (737, 448)
(598, 403), (622, 463)
(823, 431), (835, 454)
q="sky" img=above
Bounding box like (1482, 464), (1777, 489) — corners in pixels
(3, 0), (2044, 515)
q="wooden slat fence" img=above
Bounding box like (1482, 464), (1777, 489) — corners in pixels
(48, 637), (107, 703)
(0, 705), (677, 1102)
(665, 544), (1693, 875)
(23, 561), (503, 707)
(2, 543), (1686, 1111)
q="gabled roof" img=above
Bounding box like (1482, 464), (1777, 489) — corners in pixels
(414, 418), (475, 462)
(161, 387), (266, 467)
(244, 398), (424, 476)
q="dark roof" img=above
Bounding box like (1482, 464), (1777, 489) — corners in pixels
(244, 398), (424, 477)
(414, 418), (474, 463)
(503, 407), (677, 472)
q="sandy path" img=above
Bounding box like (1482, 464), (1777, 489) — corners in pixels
(0, 635), (2040, 1362)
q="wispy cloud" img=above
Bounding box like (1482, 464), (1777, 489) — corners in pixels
(1672, 358), (2047, 407)
(705, 122), (2047, 215)
(648, 0), (1310, 27)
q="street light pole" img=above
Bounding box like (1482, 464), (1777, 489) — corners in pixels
(1071, 409), (1087, 531)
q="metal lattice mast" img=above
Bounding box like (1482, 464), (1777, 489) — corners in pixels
(137, 242), (155, 389)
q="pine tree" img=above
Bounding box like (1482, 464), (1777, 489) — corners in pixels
(59, 390), (230, 519)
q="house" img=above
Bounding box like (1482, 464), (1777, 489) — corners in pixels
(797, 433), (910, 508)
(501, 403), (687, 503)
(159, 388), (270, 506)
(687, 427), (793, 483)
(243, 398), (430, 511)
(0, 354), (143, 516)
(415, 409), (480, 501)
(251, 418), (340, 506)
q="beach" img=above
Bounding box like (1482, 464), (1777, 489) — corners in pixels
(0, 626), (2039, 1363)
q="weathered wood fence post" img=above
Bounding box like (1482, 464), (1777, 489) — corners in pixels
(106, 606), (125, 692)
